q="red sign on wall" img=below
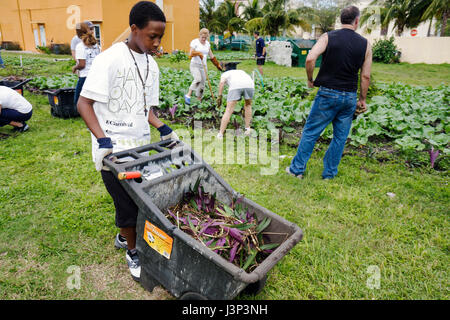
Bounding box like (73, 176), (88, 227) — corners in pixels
(411, 29), (418, 37)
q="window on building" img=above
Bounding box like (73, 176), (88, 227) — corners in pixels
(33, 28), (39, 47)
(93, 24), (101, 47)
(39, 24), (46, 46)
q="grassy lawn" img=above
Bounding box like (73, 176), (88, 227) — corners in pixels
(0, 51), (448, 300)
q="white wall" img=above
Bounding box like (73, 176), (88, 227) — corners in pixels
(365, 35), (450, 64)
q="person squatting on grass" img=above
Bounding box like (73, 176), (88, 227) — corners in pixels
(72, 22), (101, 106)
(184, 28), (223, 105)
(216, 63), (255, 138)
(0, 86), (32, 132)
(286, 5), (372, 180)
(77, 1), (179, 282)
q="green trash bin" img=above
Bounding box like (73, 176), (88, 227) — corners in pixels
(289, 39), (322, 68)
(295, 48), (322, 67)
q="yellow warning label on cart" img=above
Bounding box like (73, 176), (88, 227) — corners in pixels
(143, 220), (173, 259)
(301, 50), (307, 55)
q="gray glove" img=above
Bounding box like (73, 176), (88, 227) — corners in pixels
(95, 137), (113, 171)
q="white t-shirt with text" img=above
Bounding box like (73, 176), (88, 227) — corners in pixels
(0, 86), (32, 113)
(75, 42), (101, 77)
(80, 42), (159, 162)
(220, 70), (254, 91)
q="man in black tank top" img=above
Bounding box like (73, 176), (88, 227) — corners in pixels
(286, 6), (372, 180)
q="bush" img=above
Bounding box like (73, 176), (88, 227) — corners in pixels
(50, 43), (71, 55)
(1, 41), (22, 50)
(169, 50), (188, 63)
(37, 45), (52, 54)
(36, 43), (71, 55)
(373, 37), (401, 64)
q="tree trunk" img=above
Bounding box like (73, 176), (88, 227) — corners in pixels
(427, 18), (432, 37)
(440, 10), (448, 37)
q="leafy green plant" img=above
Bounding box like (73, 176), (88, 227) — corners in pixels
(158, 67), (449, 155)
(28, 74), (78, 90)
(37, 45), (52, 55)
(349, 83), (450, 154)
(373, 37), (401, 64)
(168, 50), (188, 63)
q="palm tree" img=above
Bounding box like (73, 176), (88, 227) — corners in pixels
(243, 0), (310, 36)
(421, 0), (450, 36)
(296, 6), (318, 33)
(360, 1), (389, 35)
(295, 1), (343, 36)
(261, 0), (288, 36)
(200, 0), (223, 33)
(216, 0), (245, 34)
(378, 0), (422, 36)
(242, 0), (263, 22)
(314, 6), (339, 33)
(285, 9), (311, 35)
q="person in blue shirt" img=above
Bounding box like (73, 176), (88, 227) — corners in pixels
(253, 31), (266, 75)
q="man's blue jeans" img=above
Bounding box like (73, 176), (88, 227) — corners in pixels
(289, 87), (357, 179)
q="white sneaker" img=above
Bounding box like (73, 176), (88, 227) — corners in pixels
(244, 128), (252, 136)
(126, 250), (141, 281)
(114, 233), (128, 250)
(216, 132), (223, 139)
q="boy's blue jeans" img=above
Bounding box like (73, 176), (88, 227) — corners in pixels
(289, 87), (357, 179)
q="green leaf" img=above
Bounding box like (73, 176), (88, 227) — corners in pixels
(217, 206), (233, 218)
(187, 216), (197, 233)
(256, 217), (271, 234)
(225, 223), (256, 231)
(260, 243), (280, 251)
(242, 250), (257, 271)
(190, 199), (198, 212)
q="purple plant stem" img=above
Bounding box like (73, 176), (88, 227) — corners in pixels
(429, 147), (439, 168)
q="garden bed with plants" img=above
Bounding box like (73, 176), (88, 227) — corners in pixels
(154, 67), (449, 169)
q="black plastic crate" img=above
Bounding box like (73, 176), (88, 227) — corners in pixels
(44, 88), (79, 118)
(0, 78), (31, 96)
(104, 140), (303, 300)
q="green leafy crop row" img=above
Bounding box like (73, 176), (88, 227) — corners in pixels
(158, 67), (449, 153)
(28, 74), (78, 90)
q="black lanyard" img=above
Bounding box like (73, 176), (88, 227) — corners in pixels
(126, 41), (150, 117)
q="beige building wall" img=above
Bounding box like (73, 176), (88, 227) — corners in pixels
(365, 35), (450, 64)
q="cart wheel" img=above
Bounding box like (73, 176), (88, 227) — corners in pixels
(242, 275), (267, 296)
(180, 292), (208, 300)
